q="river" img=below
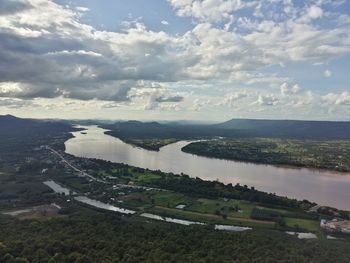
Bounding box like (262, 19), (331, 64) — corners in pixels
(65, 125), (350, 210)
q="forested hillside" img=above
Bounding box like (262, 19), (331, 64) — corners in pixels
(102, 118), (350, 144)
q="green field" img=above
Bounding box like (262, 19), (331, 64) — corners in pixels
(129, 172), (163, 183)
(285, 218), (320, 232)
(187, 198), (254, 218)
(49, 159), (325, 234)
(117, 189), (321, 232)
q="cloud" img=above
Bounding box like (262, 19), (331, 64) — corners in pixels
(307, 5), (323, 20)
(0, 0), (32, 15)
(324, 70), (332, 78)
(280, 83), (301, 96)
(101, 102), (121, 109)
(221, 91), (248, 108)
(0, 0), (349, 121)
(168, 0), (247, 23)
(0, 0), (194, 102)
(0, 97), (36, 108)
(190, 98), (211, 111)
(75, 6), (89, 12)
(161, 20), (169, 25)
(155, 95), (183, 103)
(253, 94), (279, 106)
(322, 91), (350, 105)
(127, 83), (184, 110)
(0, 82), (24, 95)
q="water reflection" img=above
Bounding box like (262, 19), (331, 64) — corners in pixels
(141, 213), (205, 226)
(215, 224), (252, 232)
(286, 232), (318, 239)
(74, 196), (135, 214)
(65, 126), (350, 210)
(44, 180), (73, 195)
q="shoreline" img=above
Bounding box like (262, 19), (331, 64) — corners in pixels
(100, 127), (350, 175)
(65, 126), (350, 210)
(181, 147), (350, 176)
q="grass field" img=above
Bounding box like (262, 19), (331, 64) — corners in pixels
(148, 206), (275, 228)
(145, 190), (192, 207)
(129, 172), (163, 183)
(255, 206), (293, 215)
(118, 189), (321, 232)
(285, 218), (320, 232)
(187, 198), (255, 218)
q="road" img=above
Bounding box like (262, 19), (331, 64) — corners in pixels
(46, 146), (166, 191)
(46, 146), (99, 181)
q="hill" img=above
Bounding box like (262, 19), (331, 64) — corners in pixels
(0, 114), (76, 152)
(103, 118), (350, 141)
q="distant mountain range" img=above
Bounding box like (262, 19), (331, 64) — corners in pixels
(1, 115), (350, 140)
(0, 114), (34, 124)
(103, 118), (350, 140)
(0, 114), (73, 138)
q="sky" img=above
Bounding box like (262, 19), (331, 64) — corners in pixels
(0, 0), (350, 121)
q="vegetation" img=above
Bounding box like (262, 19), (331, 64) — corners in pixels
(73, 159), (346, 233)
(119, 189), (323, 230)
(0, 115), (76, 154)
(126, 167), (316, 210)
(103, 119), (350, 142)
(1, 211), (349, 263)
(182, 138), (350, 172)
(285, 218), (320, 232)
(121, 138), (178, 151)
(103, 119), (350, 170)
(78, 158), (317, 211)
(1, 115), (349, 262)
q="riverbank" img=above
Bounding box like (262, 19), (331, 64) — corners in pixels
(181, 138), (350, 173)
(1, 116), (350, 263)
(65, 126), (350, 210)
(49, 143), (350, 233)
(107, 134), (179, 151)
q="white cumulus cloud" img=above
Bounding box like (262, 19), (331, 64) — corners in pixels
(324, 70), (332, 78)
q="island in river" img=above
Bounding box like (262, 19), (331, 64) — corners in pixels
(65, 125), (350, 210)
(102, 119), (350, 173)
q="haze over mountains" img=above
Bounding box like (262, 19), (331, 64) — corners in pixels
(101, 117), (350, 140)
(0, 115), (73, 145)
(1, 115), (350, 140)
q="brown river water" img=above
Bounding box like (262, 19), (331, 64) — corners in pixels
(65, 126), (350, 210)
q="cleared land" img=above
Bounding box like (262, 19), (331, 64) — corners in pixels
(2, 204), (62, 220)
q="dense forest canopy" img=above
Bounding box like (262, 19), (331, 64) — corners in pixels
(0, 115), (349, 263)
